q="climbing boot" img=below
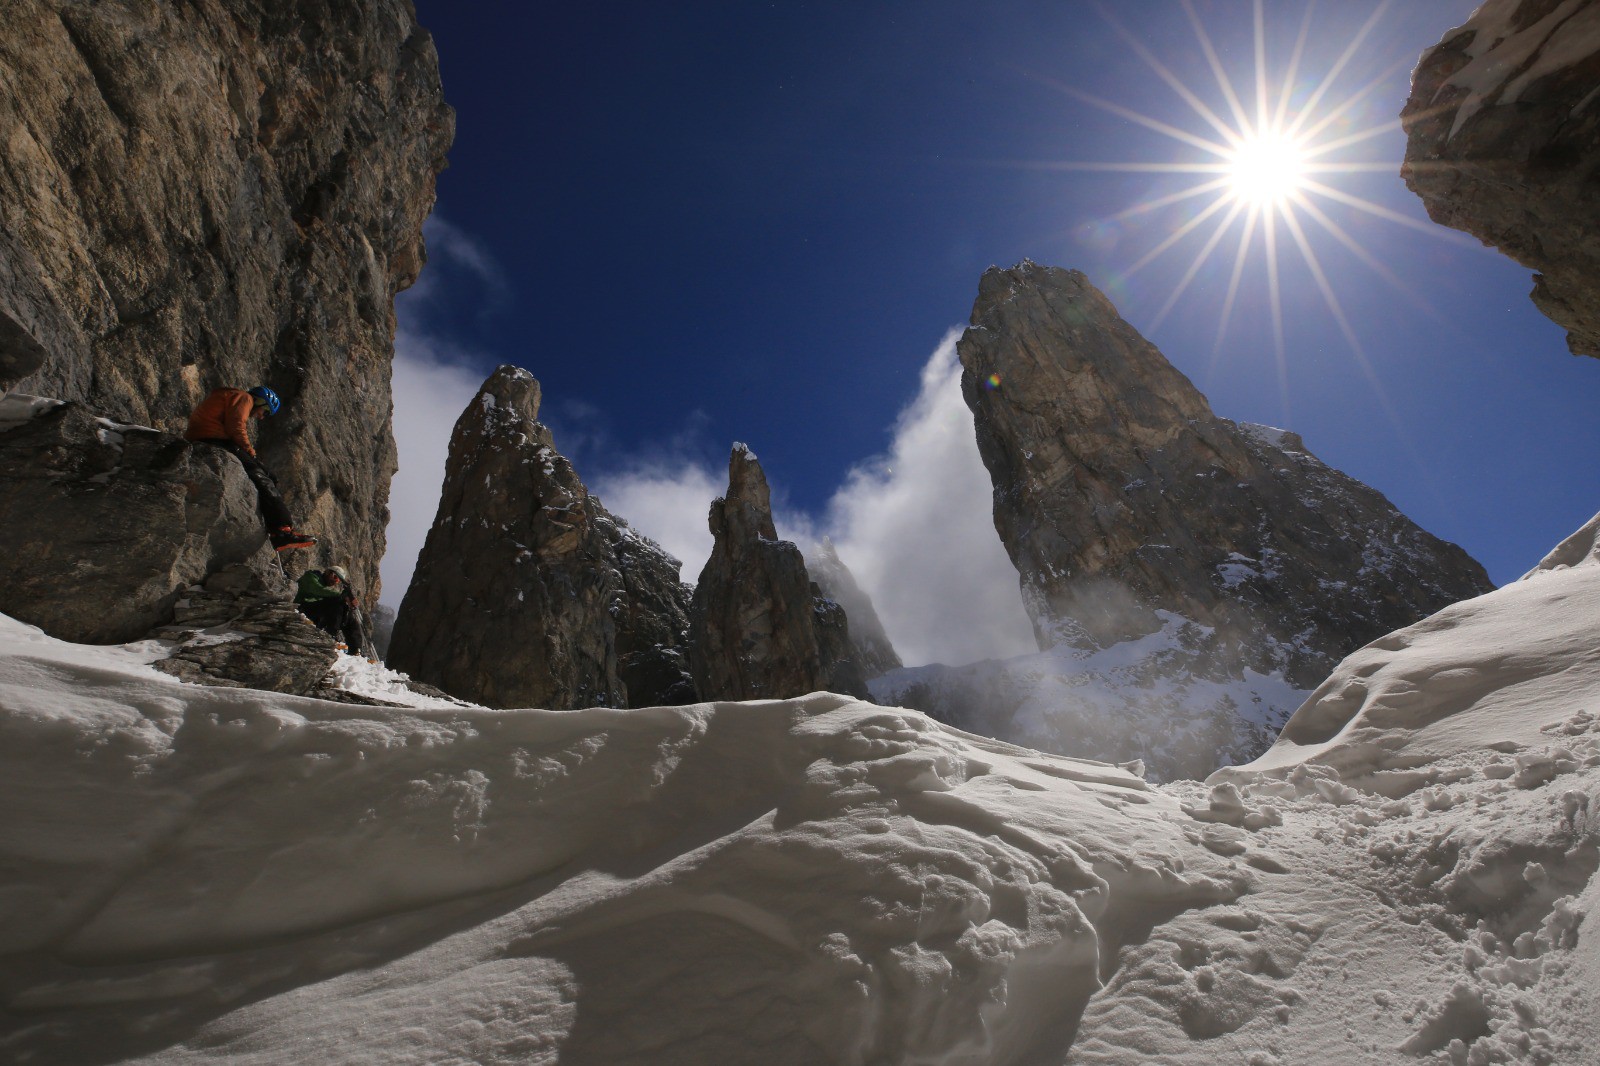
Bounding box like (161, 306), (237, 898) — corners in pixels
(270, 526), (317, 552)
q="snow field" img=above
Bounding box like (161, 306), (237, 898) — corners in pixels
(4, 513), (1600, 1063)
(1096, 728), (1598, 1065)
(1, 614), (1249, 1064)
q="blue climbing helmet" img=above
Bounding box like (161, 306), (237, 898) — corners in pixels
(248, 386), (281, 416)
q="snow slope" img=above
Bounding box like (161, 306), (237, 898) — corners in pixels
(0, 615), (1246, 1065)
(3, 515), (1599, 1064)
(1228, 512), (1600, 781)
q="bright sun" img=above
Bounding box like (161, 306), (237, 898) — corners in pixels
(1226, 130), (1309, 205)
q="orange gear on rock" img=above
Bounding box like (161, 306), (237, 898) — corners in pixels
(185, 388), (258, 456)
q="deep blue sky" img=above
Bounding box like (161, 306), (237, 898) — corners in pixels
(399, 0), (1600, 593)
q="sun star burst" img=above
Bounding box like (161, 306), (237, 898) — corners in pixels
(1032, 0), (1476, 423)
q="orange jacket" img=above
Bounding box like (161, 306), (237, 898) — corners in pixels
(185, 388), (257, 455)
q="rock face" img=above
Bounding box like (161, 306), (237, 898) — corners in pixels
(958, 263), (1496, 689)
(605, 515), (699, 707)
(0, 393), (268, 643)
(0, 0), (453, 596)
(808, 539), (903, 679)
(0, 309), (47, 391)
(154, 565), (339, 696)
(1402, 0), (1600, 358)
(0, 393), (347, 695)
(689, 446), (871, 701)
(389, 366), (695, 710)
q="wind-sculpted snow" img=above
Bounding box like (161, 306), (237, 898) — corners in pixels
(1223, 511), (1600, 783)
(0, 613), (1248, 1065)
(5, 516), (1600, 1064)
(1166, 510), (1600, 1065)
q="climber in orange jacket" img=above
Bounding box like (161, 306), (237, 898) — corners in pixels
(185, 386), (316, 552)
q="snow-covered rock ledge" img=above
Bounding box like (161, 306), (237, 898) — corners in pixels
(0, 611), (1246, 1064)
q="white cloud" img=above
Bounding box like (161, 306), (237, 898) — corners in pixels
(593, 463), (722, 579)
(807, 333), (1037, 666)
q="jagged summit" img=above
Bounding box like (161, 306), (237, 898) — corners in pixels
(689, 445), (871, 701)
(477, 364), (542, 417)
(388, 365), (695, 709)
(688, 445), (828, 700)
(722, 441), (780, 541)
(958, 262), (1495, 688)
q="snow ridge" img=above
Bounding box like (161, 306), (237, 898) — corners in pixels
(0, 612), (1245, 1064)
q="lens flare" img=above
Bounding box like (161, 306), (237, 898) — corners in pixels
(985, 373), (1002, 390)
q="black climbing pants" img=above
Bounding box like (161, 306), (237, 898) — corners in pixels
(192, 438), (294, 531)
(299, 596), (365, 651)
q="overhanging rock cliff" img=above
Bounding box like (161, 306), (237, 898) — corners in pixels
(958, 263), (1495, 690)
(389, 366), (696, 710)
(0, 0), (453, 595)
(1402, 0), (1600, 358)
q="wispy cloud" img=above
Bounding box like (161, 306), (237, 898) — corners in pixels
(805, 333), (1037, 666)
(405, 216), (511, 309)
(383, 331), (488, 606)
